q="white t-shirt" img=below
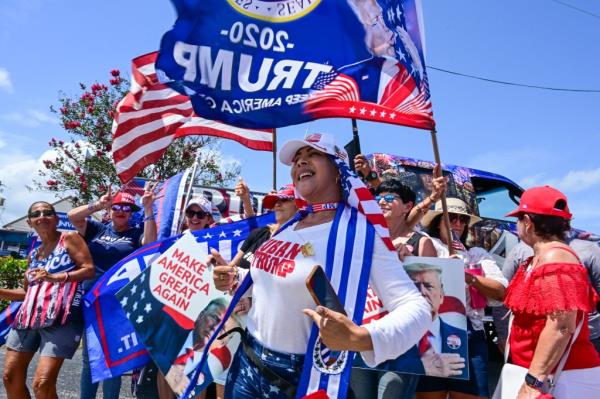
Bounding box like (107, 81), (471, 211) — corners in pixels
(431, 238), (508, 331)
(243, 220), (431, 367)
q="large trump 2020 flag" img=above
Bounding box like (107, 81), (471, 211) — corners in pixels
(157, 0), (434, 129)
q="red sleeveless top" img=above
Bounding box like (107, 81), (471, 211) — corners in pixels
(504, 246), (600, 370)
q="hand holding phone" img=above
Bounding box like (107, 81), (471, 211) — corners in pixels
(306, 265), (346, 315)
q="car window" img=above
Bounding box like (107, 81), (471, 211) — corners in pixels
(472, 178), (522, 222)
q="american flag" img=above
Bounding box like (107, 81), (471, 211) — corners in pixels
(111, 52), (274, 183)
(305, 58), (433, 130)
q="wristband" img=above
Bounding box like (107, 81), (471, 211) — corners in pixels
(524, 373), (544, 391)
(364, 171), (379, 182)
(143, 214), (155, 222)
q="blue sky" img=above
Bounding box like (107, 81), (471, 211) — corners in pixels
(0, 0), (599, 232)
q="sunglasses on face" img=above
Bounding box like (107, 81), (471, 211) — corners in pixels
(449, 213), (470, 224)
(111, 204), (132, 212)
(186, 209), (209, 219)
(28, 209), (56, 219)
(375, 194), (399, 203)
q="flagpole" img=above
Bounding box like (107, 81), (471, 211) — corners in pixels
(351, 118), (361, 153)
(429, 129), (455, 256)
(177, 151), (202, 232)
(272, 128), (277, 191)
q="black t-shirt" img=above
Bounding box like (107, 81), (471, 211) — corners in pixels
(238, 226), (272, 269)
(406, 231), (426, 256)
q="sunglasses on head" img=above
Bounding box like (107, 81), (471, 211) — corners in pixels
(449, 213), (470, 224)
(375, 194), (399, 203)
(186, 209), (209, 219)
(111, 204), (132, 212)
(28, 209), (56, 219)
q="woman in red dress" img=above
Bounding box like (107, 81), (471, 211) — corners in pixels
(504, 186), (600, 398)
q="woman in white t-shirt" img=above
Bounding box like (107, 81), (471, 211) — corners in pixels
(210, 133), (431, 399)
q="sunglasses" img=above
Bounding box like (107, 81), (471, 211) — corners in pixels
(111, 204), (132, 212)
(375, 194), (399, 203)
(449, 213), (470, 224)
(186, 209), (209, 219)
(28, 209), (56, 219)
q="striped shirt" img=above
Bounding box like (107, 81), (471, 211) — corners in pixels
(14, 234), (83, 329)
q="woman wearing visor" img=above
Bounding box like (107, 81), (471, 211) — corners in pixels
(210, 133), (431, 399)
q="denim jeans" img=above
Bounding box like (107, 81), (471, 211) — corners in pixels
(80, 332), (122, 399)
(225, 333), (304, 399)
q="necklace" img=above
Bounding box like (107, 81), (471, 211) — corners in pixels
(295, 202), (339, 257)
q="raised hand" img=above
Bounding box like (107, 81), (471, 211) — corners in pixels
(353, 154), (371, 178)
(141, 181), (159, 211)
(430, 164), (448, 202)
(97, 186), (113, 210)
(234, 177), (250, 199)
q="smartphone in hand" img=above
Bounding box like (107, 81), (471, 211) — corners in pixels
(306, 265), (346, 315)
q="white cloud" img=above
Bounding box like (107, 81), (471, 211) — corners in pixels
(0, 109), (58, 127)
(0, 68), (12, 93)
(517, 167), (600, 194)
(0, 148), (57, 226)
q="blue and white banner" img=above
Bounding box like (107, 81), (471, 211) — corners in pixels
(157, 0), (434, 129)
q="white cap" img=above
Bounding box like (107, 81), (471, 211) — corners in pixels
(185, 195), (212, 214)
(279, 133), (349, 166)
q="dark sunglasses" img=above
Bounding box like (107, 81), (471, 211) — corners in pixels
(186, 209), (209, 219)
(111, 204), (132, 212)
(375, 194), (399, 203)
(449, 213), (470, 224)
(28, 209), (56, 219)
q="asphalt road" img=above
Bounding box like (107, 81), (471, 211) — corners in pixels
(0, 348), (133, 399)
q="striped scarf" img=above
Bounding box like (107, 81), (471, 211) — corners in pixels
(183, 155), (394, 399)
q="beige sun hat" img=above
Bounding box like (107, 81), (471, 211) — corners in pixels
(420, 197), (481, 228)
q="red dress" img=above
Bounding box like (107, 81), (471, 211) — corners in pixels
(504, 258), (600, 370)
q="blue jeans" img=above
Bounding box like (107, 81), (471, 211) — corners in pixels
(80, 332), (122, 399)
(225, 333), (304, 399)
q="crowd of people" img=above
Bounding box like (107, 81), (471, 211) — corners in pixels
(1, 132), (600, 399)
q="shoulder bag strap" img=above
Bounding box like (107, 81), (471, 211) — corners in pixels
(547, 312), (585, 393)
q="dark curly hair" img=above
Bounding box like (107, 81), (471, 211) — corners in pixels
(374, 177), (417, 205)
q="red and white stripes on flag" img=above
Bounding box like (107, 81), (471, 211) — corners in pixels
(111, 52), (274, 183)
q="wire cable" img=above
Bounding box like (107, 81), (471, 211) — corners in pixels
(427, 66), (600, 93)
(550, 0), (600, 20)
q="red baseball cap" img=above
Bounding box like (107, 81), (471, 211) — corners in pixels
(262, 184), (296, 209)
(112, 192), (141, 212)
(505, 186), (572, 220)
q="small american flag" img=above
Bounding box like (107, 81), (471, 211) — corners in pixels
(111, 52), (274, 183)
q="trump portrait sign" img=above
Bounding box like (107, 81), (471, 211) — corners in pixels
(157, 0), (434, 129)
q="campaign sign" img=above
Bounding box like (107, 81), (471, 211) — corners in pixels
(358, 256), (470, 380)
(157, 0), (434, 129)
(116, 233), (223, 374)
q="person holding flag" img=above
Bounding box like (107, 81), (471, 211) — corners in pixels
(210, 133), (431, 399)
(1, 201), (94, 399)
(420, 198), (507, 399)
(68, 185), (159, 399)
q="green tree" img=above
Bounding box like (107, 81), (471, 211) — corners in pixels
(36, 70), (239, 204)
